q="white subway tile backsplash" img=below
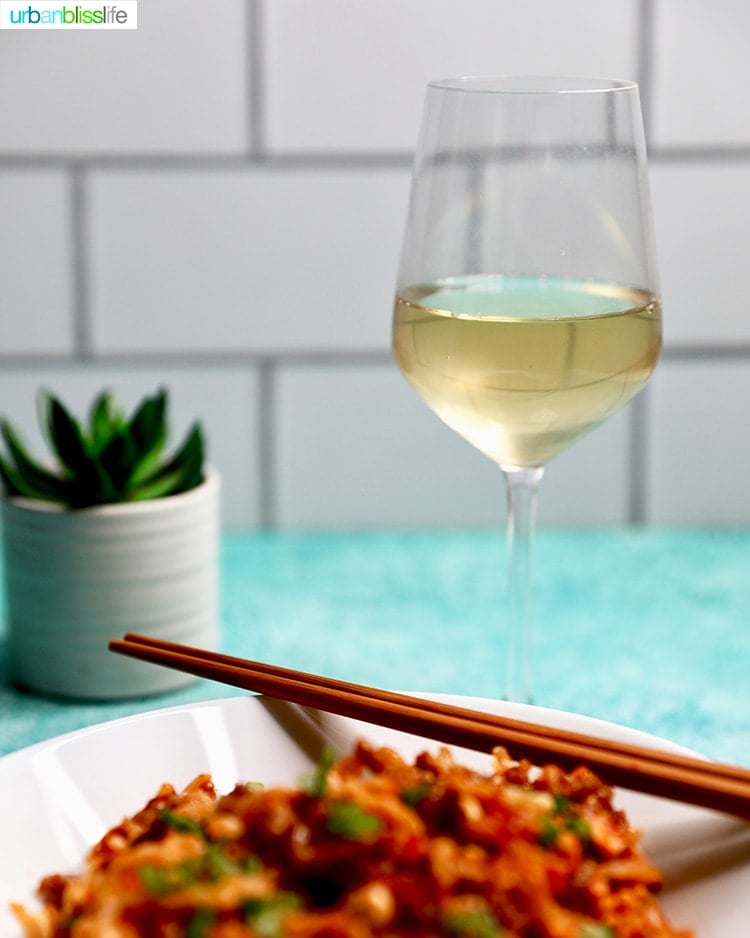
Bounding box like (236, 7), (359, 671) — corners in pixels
(273, 363), (632, 528)
(651, 0), (750, 147)
(0, 1), (248, 154)
(648, 361), (750, 524)
(650, 162), (750, 346)
(0, 2), (748, 529)
(0, 368), (261, 527)
(265, 0), (640, 153)
(274, 362), (503, 527)
(87, 168), (411, 354)
(0, 170), (73, 353)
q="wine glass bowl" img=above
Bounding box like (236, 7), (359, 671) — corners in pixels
(392, 76), (660, 701)
(393, 277), (660, 470)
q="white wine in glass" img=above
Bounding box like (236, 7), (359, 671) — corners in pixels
(392, 77), (661, 702)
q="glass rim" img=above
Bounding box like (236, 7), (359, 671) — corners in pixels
(427, 75), (638, 95)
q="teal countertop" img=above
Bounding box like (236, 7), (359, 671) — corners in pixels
(1, 527), (749, 764)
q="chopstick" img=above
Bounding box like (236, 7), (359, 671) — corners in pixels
(109, 633), (750, 822)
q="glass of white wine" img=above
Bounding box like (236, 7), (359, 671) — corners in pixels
(392, 76), (661, 702)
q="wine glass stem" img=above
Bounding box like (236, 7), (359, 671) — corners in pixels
(502, 466), (544, 703)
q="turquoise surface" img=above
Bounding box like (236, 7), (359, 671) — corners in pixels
(1, 527), (749, 764)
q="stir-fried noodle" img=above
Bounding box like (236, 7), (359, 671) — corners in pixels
(13, 742), (692, 938)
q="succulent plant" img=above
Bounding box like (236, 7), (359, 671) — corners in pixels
(0, 387), (205, 508)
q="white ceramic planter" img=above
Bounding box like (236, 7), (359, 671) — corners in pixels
(1, 468), (220, 699)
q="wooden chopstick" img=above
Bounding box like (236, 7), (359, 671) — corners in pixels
(109, 633), (750, 822)
(113, 632), (749, 782)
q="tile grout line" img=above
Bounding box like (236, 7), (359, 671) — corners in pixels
(0, 346), (745, 368)
(256, 357), (277, 530)
(629, 0), (655, 523)
(0, 152), (415, 169)
(70, 163), (93, 359)
(5, 148), (750, 171)
(247, 0), (265, 156)
(0, 349), (395, 368)
(637, 0), (655, 143)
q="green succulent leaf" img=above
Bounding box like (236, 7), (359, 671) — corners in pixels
(88, 390), (127, 454)
(44, 394), (92, 477)
(127, 388), (168, 486)
(0, 453), (58, 501)
(127, 425), (204, 501)
(128, 423), (204, 501)
(0, 454), (19, 496)
(0, 388), (206, 508)
(65, 464), (118, 508)
(0, 421), (69, 502)
(99, 429), (140, 492)
(169, 423), (205, 492)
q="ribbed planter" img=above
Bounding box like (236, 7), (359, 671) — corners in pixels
(1, 468), (220, 699)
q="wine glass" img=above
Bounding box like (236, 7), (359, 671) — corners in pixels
(392, 76), (661, 702)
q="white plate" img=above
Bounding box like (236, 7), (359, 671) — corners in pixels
(1, 695), (748, 937)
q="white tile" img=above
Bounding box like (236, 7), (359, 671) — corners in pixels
(274, 362), (632, 528)
(648, 360), (750, 524)
(0, 170), (73, 353)
(87, 168), (411, 353)
(0, 367), (261, 527)
(265, 0), (640, 152)
(650, 162), (750, 346)
(275, 361), (502, 527)
(0, 0), (247, 153)
(651, 0), (750, 147)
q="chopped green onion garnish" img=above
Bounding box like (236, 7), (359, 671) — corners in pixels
(244, 892), (303, 938)
(553, 794), (571, 813)
(138, 861), (198, 895)
(243, 853), (265, 873)
(579, 926), (615, 938)
(203, 842), (244, 880)
(400, 781), (433, 806)
(540, 796), (590, 846)
(325, 800), (383, 841)
(301, 746), (338, 798)
(186, 908), (215, 938)
(538, 817), (559, 848)
(566, 815), (591, 841)
(139, 843), (256, 896)
(159, 808), (205, 838)
(443, 909), (504, 938)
